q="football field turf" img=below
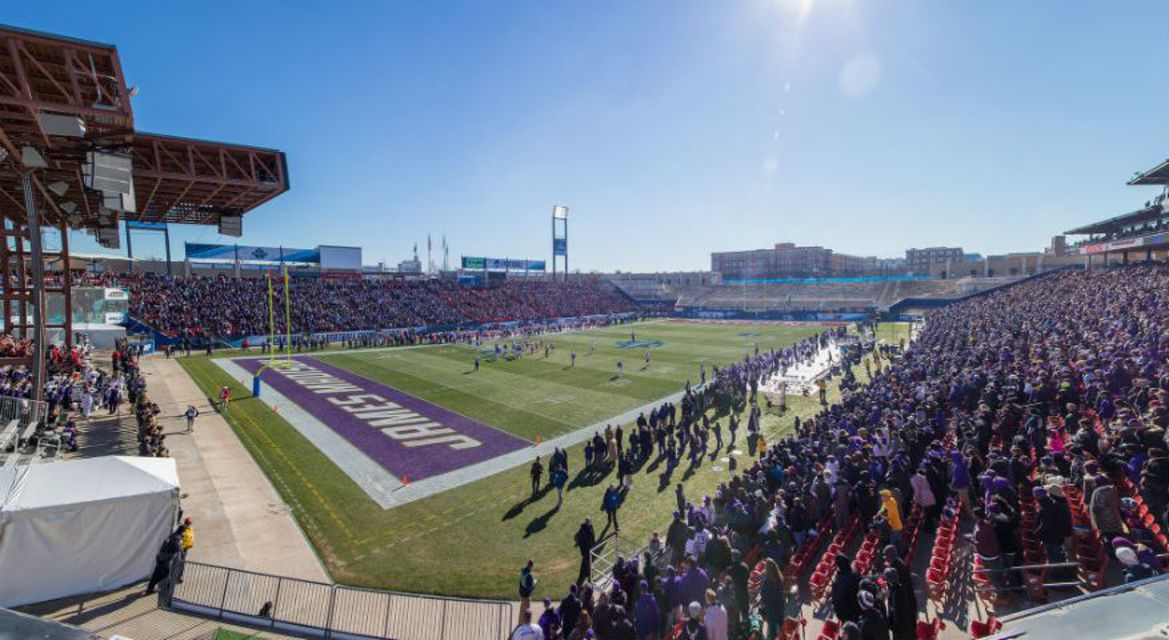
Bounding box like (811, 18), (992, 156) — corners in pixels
(313, 319), (828, 441)
(179, 320), (910, 598)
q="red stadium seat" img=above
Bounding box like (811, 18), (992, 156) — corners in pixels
(917, 619), (944, 640)
(781, 617), (804, 640)
(969, 616), (1002, 638)
(818, 619), (841, 640)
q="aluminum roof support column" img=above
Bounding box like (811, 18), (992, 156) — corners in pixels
(20, 171), (45, 402)
(59, 218), (72, 349)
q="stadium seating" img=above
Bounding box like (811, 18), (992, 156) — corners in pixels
(671, 276), (1025, 312)
(108, 274), (635, 340)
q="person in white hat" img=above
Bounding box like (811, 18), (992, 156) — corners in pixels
(678, 600), (708, 640)
(1116, 546), (1156, 583)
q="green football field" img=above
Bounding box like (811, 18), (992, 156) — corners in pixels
(179, 320), (910, 599)
(314, 319), (827, 441)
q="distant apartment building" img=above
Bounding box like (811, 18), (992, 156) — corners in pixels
(874, 257), (908, 276)
(905, 246), (964, 275)
(712, 243), (878, 280)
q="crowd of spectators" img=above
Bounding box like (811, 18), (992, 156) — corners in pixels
(0, 332), (163, 460)
(0, 339), (96, 456)
(105, 274), (635, 341)
(0, 334), (33, 357)
(521, 264), (1169, 640)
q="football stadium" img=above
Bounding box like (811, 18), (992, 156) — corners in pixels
(2, 4), (1169, 640)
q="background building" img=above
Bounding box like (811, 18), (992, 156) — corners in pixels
(712, 243), (882, 280)
(905, 246), (964, 275)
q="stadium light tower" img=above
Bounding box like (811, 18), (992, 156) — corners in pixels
(552, 205), (568, 281)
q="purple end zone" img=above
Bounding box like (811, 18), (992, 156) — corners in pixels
(235, 356), (529, 481)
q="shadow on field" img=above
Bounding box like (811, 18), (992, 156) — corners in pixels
(568, 463), (612, 491)
(502, 484), (553, 521)
(524, 503), (561, 538)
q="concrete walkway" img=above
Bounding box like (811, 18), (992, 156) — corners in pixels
(139, 356), (330, 583)
(24, 585), (302, 640)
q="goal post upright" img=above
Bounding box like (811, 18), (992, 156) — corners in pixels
(284, 265), (292, 365)
(267, 273), (276, 367)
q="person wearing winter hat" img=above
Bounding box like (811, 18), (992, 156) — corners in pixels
(678, 601), (708, 640)
(538, 596), (560, 640)
(633, 580), (660, 640)
(858, 590), (890, 640)
(1116, 546), (1156, 583)
(1035, 484), (1073, 575)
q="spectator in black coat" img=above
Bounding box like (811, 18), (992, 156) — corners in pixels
(1035, 485), (1073, 565)
(858, 590), (890, 640)
(883, 567), (916, 640)
(831, 555), (862, 624)
(574, 519), (596, 585)
(559, 584), (582, 638)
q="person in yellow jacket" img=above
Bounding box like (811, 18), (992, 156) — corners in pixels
(181, 519), (195, 552)
(880, 489), (904, 552)
(174, 517), (194, 584)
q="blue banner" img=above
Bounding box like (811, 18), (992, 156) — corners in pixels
(461, 257), (545, 271)
(186, 243), (320, 263)
(553, 238), (567, 256)
(127, 221), (168, 231)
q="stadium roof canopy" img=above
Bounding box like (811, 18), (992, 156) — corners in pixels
(1128, 158), (1169, 185)
(0, 23), (289, 231)
(1064, 204), (1162, 235)
(0, 22), (289, 396)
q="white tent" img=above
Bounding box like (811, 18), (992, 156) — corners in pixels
(0, 456), (180, 607)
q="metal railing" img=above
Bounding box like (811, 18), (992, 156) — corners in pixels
(0, 394), (47, 431)
(589, 534), (667, 592)
(165, 561), (513, 640)
(972, 560), (1088, 607)
(0, 395), (48, 456)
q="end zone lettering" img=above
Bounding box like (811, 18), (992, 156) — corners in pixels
(235, 356), (528, 483)
(275, 362), (482, 450)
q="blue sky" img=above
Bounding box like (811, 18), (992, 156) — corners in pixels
(8, 1), (1168, 272)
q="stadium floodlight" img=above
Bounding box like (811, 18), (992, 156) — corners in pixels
(21, 146), (47, 169)
(48, 181), (68, 197)
(37, 111), (86, 138)
(553, 205), (568, 219)
(59, 201), (77, 214)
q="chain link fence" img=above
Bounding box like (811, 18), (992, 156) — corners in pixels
(167, 561), (513, 640)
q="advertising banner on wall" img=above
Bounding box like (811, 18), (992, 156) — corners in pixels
(185, 243), (321, 263)
(461, 257), (545, 271)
